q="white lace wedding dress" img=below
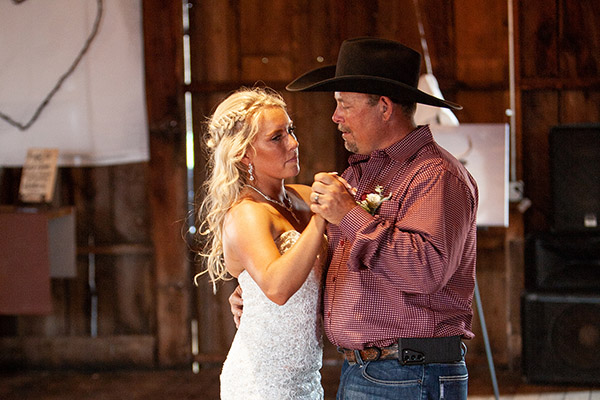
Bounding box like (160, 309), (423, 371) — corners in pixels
(220, 230), (325, 400)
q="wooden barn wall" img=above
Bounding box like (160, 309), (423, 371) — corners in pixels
(519, 0), (600, 233)
(0, 0), (188, 369)
(0, 0), (598, 370)
(0, 165), (157, 368)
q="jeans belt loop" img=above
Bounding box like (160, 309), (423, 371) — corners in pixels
(353, 349), (364, 365)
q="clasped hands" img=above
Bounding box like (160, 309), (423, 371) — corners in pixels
(310, 172), (357, 225)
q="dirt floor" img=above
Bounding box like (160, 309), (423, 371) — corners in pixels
(1, 362), (598, 399)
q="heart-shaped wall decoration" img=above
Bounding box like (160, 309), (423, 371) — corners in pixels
(0, 0), (103, 131)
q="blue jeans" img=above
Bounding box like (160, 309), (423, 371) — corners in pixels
(336, 358), (468, 400)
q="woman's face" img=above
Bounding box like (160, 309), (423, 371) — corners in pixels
(247, 107), (299, 183)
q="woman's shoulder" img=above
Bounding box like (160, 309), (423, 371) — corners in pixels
(222, 199), (276, 278)
(226, 197), (272, 227)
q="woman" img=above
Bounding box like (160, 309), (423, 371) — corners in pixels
(195, 87), (326, 399)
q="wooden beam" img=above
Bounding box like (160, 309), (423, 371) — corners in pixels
(142, 0), (190, 367)
(0, 336), (155, 368)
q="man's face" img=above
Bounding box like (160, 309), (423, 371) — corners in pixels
(332, 92), (382, 155)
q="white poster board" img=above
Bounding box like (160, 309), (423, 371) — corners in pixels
(0, 0), (148, 167)
(430, 123), (509, 227)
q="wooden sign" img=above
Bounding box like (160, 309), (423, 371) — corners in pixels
(18, 148), (59, 203)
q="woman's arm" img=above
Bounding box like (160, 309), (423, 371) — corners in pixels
(223, 201), (326, 305)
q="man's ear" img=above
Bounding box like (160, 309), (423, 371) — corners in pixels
(380, 96), (394, 120)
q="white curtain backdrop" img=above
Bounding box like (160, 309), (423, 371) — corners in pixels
(0, 0), (149, 167)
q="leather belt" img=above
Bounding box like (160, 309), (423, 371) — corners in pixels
(341, 335), (463, 365)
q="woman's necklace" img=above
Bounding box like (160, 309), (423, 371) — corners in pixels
(245, 185), (301, 224)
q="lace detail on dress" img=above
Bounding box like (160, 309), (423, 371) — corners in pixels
(220, 230), (325, 400)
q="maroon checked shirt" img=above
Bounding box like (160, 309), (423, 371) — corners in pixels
(324, 125), (479, 350)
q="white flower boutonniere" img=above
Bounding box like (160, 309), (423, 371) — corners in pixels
(357, 185), (392, 215)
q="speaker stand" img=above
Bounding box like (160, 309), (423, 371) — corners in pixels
(474, 281), (500, 400)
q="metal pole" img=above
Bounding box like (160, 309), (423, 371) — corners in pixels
(474, 281), (500, 400)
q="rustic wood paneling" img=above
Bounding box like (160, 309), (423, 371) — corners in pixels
(519, 0), (558, 79)
(0, 165), (155, 335)
(190, 0), (239, 83)
(0, 336), (155, 369)
(521, 90), (557, 232)
(376, 0), (421, 49)
(559, 1), (600, 79)
(560, 90), (600, 122)
(455, 0), (509, 86)
(474, 239), (509, 363)
(240, 0), (293, 55)
(330, 0), (377, 40)
(418, 0), (457, 83)
(455, 89), (510, 123)
(143, 0), (190, 367)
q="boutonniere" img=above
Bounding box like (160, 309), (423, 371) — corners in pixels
(357, 185), (392, 215)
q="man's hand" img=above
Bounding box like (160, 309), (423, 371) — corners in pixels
(229, 285), (243, 328)
(311, 172), (357, 225)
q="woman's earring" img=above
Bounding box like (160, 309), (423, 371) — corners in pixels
(248, 163), (255, 181)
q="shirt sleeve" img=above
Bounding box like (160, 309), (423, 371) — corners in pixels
(337, 163), (476, 295)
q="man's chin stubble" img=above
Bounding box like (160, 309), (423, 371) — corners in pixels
(344, 141), (358, 153)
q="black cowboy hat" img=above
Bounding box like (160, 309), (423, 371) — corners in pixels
(286, 37), (462, 110)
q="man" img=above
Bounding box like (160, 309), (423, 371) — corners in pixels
(233, 37), (478, 399)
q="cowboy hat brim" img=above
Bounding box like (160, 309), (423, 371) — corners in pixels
(286, 65), (462, 110)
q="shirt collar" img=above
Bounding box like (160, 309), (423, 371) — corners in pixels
(348, 125), (434, 166)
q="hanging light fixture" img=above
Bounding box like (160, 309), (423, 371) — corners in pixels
(412, 0), (460, 127)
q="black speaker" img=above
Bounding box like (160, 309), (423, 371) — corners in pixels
(525, 232), (600, 291)
(550, 124), (600, 232)
(522, 292), (600, 384)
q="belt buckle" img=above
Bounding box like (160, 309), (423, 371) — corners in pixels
(401, 348), (425, 365)
(355, 347), (381, 364)
(370, 346), (382, 362)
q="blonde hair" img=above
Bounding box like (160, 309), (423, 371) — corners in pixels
(194, 87), (287, 291)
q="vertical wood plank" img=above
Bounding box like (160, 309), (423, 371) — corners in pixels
(521, 90), (558, 232)
(519, 0), (558, 79)
(473, 235), (509, 363)
(143, 0), (190, 366)
(239, 0), (292, 54)
(376, 0), (420, 47)
(329, 0), (377, 40)
(559, 1), (600, 79)
(418, 0), (457, 82)
(111, 165), (154, 334)
(191, 0), (240, 83)
(455, 0), (509, 86)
